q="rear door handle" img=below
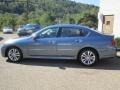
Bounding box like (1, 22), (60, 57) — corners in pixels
(75, 40), (82, 43)
(75, 40), (79, 43)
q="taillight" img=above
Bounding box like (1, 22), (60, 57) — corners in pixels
(112, 39), (116, 46)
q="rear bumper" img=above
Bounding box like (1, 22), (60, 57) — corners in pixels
(17, 32), (31, 37)
(3, 31), (13, 33)
(99, 47), (117, 59)
(17, 33), (29, 36)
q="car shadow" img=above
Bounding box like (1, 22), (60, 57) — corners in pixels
(6, 57), (120, 70)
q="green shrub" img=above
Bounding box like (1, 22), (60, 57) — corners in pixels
(115, 38), (120, 46)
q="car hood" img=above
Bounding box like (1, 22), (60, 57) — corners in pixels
(4, 36), (32, 45)
(3, 28), (13, 31)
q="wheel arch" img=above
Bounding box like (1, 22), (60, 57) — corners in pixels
(5, 45), (23, 57)
(77, 47), (99, 60)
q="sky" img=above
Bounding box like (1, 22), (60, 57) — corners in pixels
(71, 0), (100, 6)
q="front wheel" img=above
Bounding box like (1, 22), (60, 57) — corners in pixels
(7, 47), (23, 62)
(78, 49), (98, 66)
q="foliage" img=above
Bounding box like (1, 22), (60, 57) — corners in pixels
(77, 13), (98, 29)
(69, 18), (75, 24)
(115, 38), (120, 47)
(0, 0), (99, 31)
(0, 13), (17, 30)
(39, 13), (55, 26)
(16, 13), (28, 25)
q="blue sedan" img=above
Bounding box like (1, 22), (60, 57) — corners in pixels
(1, 24), (117, 66)
(17, 23), (41, 36)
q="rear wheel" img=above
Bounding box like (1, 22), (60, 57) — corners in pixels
(7, 47), (23, 62)
(78, 49), (98, 66)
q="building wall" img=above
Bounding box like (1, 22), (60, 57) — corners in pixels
(98, 0), (120, 38)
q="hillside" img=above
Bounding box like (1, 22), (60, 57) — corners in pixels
(0, 0), (99, 16)
(0, 0), (99, 29)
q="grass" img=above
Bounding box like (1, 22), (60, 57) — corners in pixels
(116, 38), (120, 47)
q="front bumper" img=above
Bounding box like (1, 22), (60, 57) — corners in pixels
(1, 45), (8, 57)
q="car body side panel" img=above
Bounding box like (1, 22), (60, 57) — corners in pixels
(1, 24), (117, 60)
(27, 38), (57, 56)
(79, 32), (116, 59)
(56, 37), (82, 57)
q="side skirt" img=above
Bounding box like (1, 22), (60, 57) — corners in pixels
(25, 56), (77, 60)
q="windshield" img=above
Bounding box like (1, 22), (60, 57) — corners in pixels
(4, 27), (12, 29)
(24, 24), (35, 29)
(31, 26), (49, 37)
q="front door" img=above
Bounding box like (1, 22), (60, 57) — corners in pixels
(28, 27), (59, 56)
(102, 15), (114, 34)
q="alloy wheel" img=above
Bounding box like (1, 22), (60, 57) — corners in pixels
(79, 49), (98, 66)
(8, 48), (22, 62)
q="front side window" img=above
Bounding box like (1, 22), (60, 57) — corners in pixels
(38, 27), (59, 38)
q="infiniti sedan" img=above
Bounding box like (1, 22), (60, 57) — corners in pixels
(1, 24), (116, 66)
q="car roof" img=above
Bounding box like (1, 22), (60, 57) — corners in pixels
(35, 24), (99, 36)
(46, 24), (101, 35)
(47, 24), (89, 29)
(26, 23), (40, 25)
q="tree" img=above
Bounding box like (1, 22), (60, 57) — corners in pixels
(69, 18), (75, 24)
(0, 0), (99, 31)
(39, 13), (55, 26)
(0, 15), (4, 31)
(16, 13), (28, 25)
(77, 13), (98, 29)
(0, 13), (17, 30)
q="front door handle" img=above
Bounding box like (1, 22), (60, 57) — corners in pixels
(49, 40), (56, 44)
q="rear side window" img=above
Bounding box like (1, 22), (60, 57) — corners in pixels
(61, 27), (88, 37)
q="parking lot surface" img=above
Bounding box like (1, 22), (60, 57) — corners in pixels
(0, 33), (120, 90)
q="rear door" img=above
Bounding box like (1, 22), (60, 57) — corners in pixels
(56, 27), (84, 57)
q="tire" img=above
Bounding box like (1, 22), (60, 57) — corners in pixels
(78, 49), (98, 66)
(7, 47), (23, 62)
